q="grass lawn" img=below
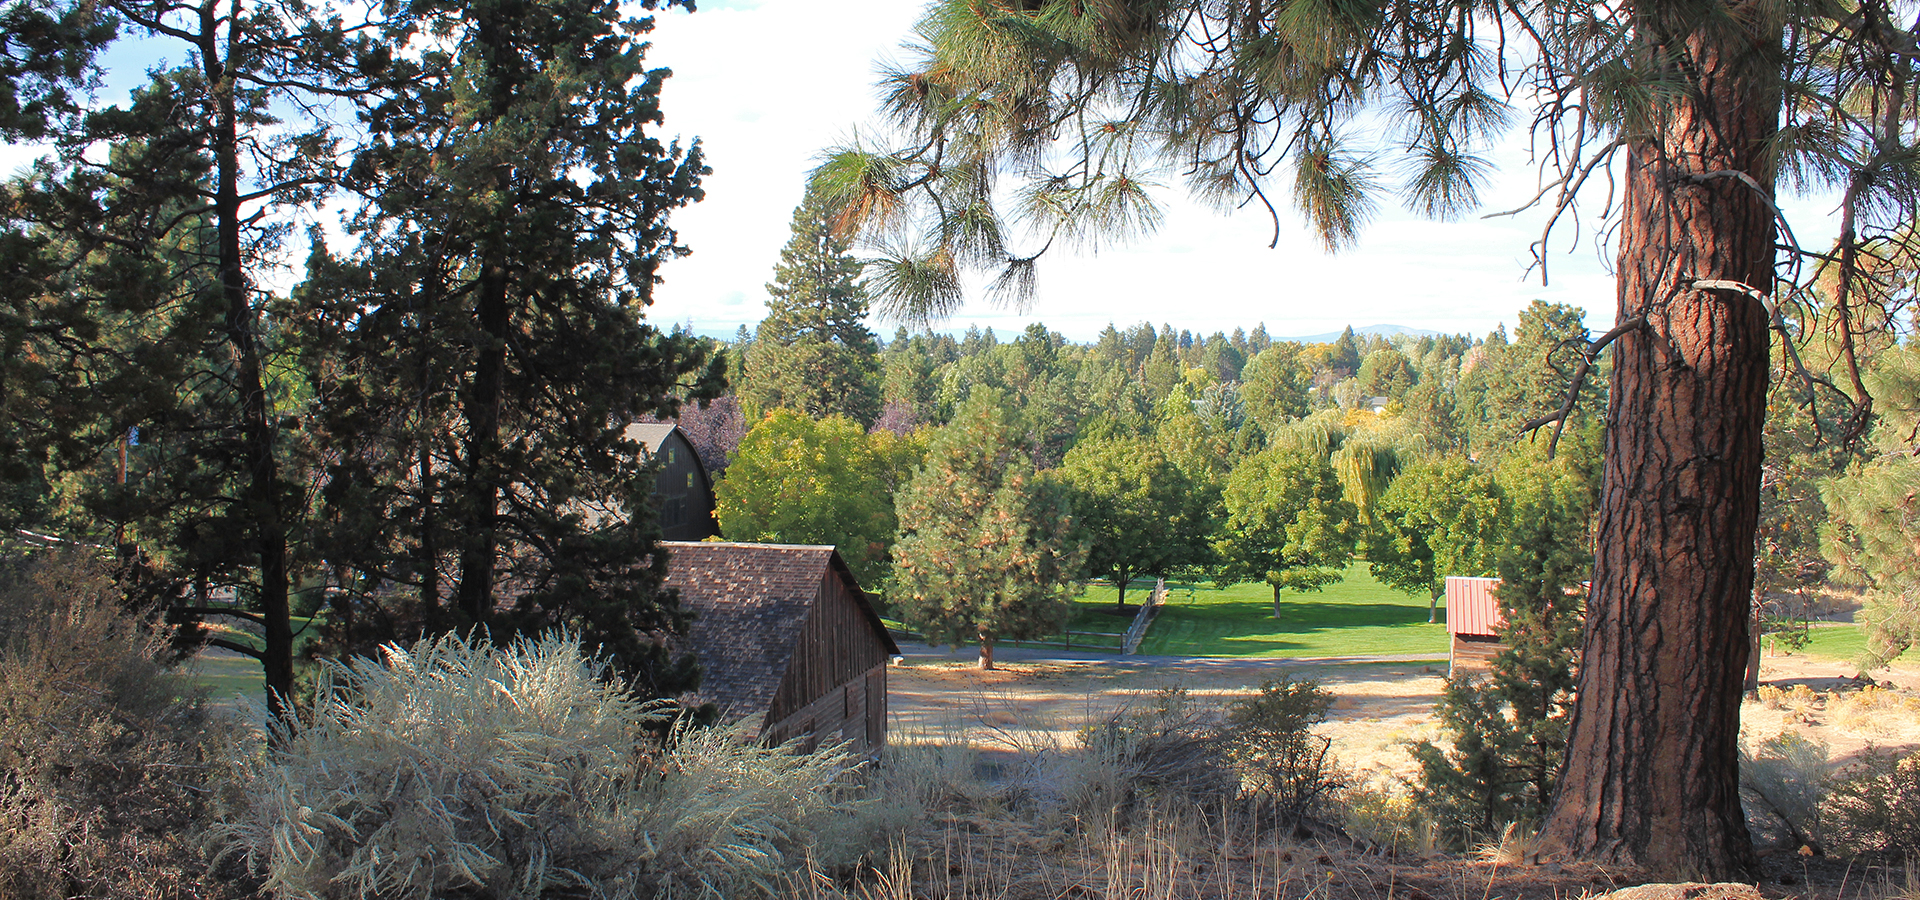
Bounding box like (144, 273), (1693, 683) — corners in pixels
(1040, 563), (1446, 659)
(1774, 622), (1913, 667)
(186, 615), (324, 708)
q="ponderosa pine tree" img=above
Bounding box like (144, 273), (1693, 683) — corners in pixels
(2, 0), (393, 720)
(890, 388), (1083, 670)
(1821, 343), (1920, 669)
(813, 0), (1920, 874)
(742, 186), (882, 426)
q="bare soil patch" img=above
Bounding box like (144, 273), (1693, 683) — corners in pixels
(888, 654), (1920, 780)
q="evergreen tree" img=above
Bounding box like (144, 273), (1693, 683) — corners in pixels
(3, 0), (390, 719)
(890, 389), (1084, 670)
(1410, 449), (1592, 845)
(1822, 343), (1920, 669)
(293, 0), (720, 693)
(742, 187), (882, 425)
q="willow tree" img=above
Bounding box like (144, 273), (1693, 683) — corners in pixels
(818, 0), (1920, 877)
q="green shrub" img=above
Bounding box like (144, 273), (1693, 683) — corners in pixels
(217, 631), (870, 899)
(1223, 678), (1342, 824)
(1073, 687), (1236, 823)
(0, 546), (242, 900)
(1821, 748), (1920, 859)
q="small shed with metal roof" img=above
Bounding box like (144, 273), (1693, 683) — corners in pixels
(661, 541), (899, 754)
(1444, 575), (1505, 674)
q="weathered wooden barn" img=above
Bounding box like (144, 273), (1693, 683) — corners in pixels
(661, 541), (898, 754)
(625, 423), (720, 541)
(1444, 575), (1505, 674)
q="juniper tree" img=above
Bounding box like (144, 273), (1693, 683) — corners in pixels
(1410, 448), (1591, 846)
(294, 0), (720, 692)
(815, 0), (1920, 874)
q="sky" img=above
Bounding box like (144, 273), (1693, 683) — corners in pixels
(643, 0), (1627, 342)
(3, 0), (1844, 344)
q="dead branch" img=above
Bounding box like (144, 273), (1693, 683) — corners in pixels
(1520, 315), (1647, 457)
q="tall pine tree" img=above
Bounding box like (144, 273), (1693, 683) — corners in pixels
(741, 187), (881, 425)
(295, 0), (720, 694)
(890, 388), (1083, 670)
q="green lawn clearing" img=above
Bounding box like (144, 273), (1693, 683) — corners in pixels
(1773, 622), (1912, 667)
(1072, 563), (1450, 659)
(184, 615), (324, 708)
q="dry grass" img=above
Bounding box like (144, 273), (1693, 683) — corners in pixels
(861, 655), (1920, 900)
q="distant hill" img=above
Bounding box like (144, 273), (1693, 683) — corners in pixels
(1274, 324), (1442, 344)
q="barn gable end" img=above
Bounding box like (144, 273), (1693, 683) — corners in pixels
(626, 424), (720, 541)
(660, 541), (898, 755)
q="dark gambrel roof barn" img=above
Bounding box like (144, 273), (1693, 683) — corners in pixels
(661, 541), (899, 755)
(626, 423), (720, 541)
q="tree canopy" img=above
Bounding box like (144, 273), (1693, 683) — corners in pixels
(815, 0), (1920, 876)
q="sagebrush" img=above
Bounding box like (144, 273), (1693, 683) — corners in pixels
(0, 546), (242, 900)
(217, 631), (873, 900)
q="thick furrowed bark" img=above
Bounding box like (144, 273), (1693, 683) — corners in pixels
(1544, 0), (1777, 878)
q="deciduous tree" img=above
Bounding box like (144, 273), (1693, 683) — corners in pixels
(715, 410), (910, 588)
(1369, 457), (1503, 623)
(1214, 444), (1356, 617)
(1059, 437), (1201, 609)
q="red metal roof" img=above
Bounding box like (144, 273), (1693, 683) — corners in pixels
(1445, 576), (1505, 637)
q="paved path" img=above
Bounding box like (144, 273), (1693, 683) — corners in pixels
(893, 640), (1446, 668)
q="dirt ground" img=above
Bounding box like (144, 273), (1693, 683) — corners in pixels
(887, 652), (1920, 780)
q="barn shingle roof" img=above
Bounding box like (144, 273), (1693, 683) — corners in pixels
(659, 541), (896, 723)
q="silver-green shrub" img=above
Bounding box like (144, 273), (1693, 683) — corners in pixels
(1738, 731), (1829, 853)
(217, 631), (868, 899)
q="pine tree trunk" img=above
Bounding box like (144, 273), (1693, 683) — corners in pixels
(209, 6), (294, 724)
(978, 634), (995, 670)
(454, 262), (509, 623)
(1543, 0), (1777, 878)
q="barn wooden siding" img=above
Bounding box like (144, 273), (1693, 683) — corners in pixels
(660, 542), (897, 756)
(764, 568), (893, 751)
